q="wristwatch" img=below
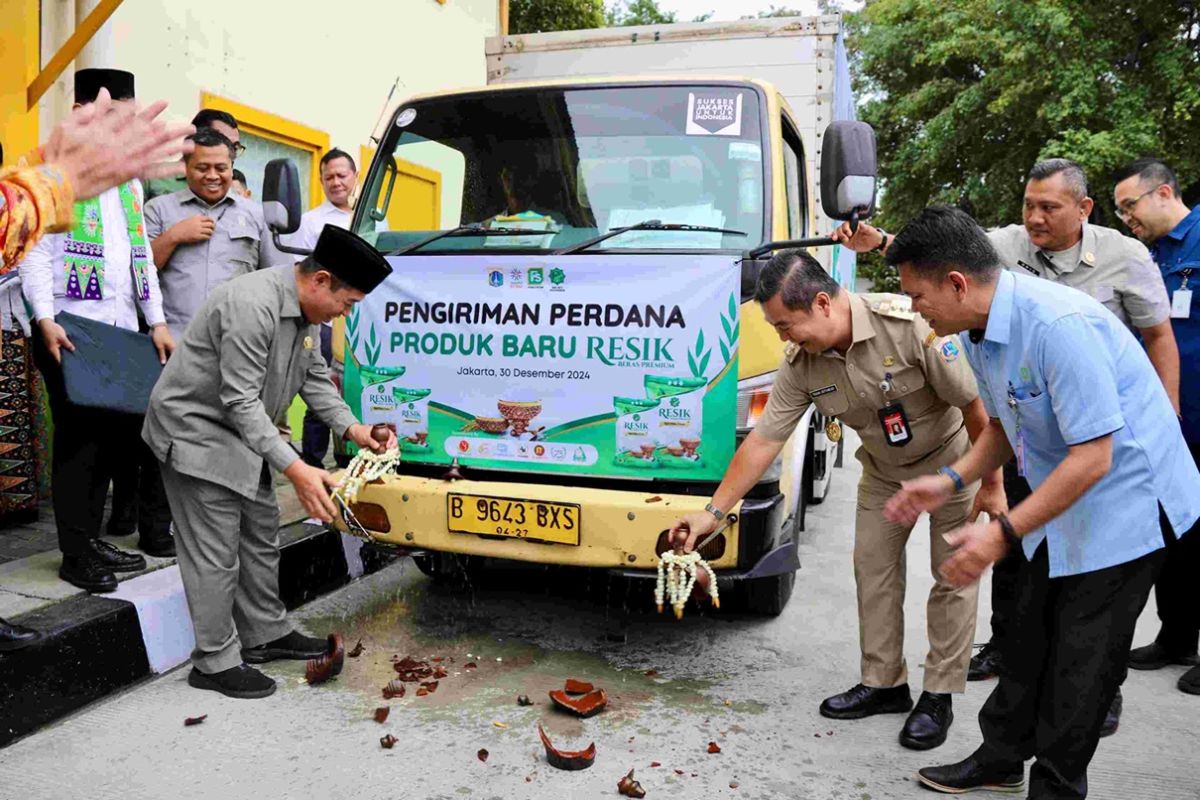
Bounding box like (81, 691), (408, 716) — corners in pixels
(703, 502), (724, 521)
(996, 513), (1020, 550)
(871, 230), (890, 253)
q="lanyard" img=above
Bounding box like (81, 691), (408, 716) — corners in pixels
(1181, 268), (1192, 291)
(1007, 382), (1027, 476)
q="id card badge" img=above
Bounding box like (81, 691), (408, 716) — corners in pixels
(878, 401), (913, 447)
(1015, 431), (1027, 477)
(1171, 289), (1193, 319)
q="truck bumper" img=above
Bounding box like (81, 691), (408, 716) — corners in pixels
(337, 475), (791, 574)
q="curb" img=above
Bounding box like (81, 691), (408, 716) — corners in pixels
(0, 523), (364, 748)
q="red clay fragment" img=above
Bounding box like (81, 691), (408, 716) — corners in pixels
(380, 734), (398, 749)
(617, 769), (647, 798)
(477, 748), (489, 763)
(374, 707), (390, 723)
(644, 670), (659, 677)
(184, 715), (207, 726)
(464, 662), (478, 670)
(416, 687), (429, 697)
(383, 680), (406, 699)
(348, 639), (364, 658)
(549, 688), (608, 718)
(706, 742), (721, 754)
(649, 762), (661, 768)
(730, 781), (739, 789)
(421, 680), (439, 694)
(305, 633), (346, 685)
(674, 769), (685, 776)
(644, 495), (663, 503)
(563, 678), (594, 694)
(538, 723), (596, 771)
(433, 665), (448, 679)
(432, 657), (445, 663)
(517, 695), (533, 706)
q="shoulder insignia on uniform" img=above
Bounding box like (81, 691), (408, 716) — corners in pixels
(939, 339), (961, 363)
(923, 331), (939, 348)
(784, 342), (801, 363)
(861, 293), (915, 321)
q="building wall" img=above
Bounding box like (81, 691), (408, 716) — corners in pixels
(34, 0), (498, 206)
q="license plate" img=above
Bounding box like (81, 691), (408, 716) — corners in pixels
(447, 493), (580, 546)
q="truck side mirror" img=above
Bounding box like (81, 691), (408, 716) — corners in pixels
(261, 158), (310, 255)
(820, 121), (877, 221)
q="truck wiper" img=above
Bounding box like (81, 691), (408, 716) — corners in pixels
(555, 219), (747, 255)
(390, 223), (561, 255)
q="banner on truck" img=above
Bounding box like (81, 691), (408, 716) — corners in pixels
(342, 254), (740, 481)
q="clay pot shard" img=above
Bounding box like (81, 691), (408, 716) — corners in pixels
(477, 748), (489, 763)
(618, 769), (647, 798)
(517, 695), (533, 706)
(374, 707), (390, 723)
(383, 680), (406, 699)
(348, 640), (364, 658)
(537, 723), (596, 771)
(305, 633), (346, 685)
(380, 734), (398, 749)
(706, 741), (721, 754)
(549, 688), (608, 718)
(183, 715), (207, 726)
(563, 678), (594, 694)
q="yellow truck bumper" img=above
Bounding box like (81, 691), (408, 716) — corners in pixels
(336, 475), (741, 571)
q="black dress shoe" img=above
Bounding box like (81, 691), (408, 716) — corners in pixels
(916, 753), (1024, 794)
(820, 683), (913, 720)
(242, 630), (329, 664)
(0, 617), (41, 652)
(188, 665), (276, 699)
(1099, 688), (1122, 738)
(901, 692), (954, 750)
(88, 538), (146, 572)
(138, 531), (176, 558)
(1179, 665), (1200, 696)
(967, 642), (1004, 681)
(59, 555), (118, 593)
(1128, 641), (1200, 671)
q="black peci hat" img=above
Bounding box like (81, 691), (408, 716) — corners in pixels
(74, 68), (135, 104)
(312, 224), (392, 293)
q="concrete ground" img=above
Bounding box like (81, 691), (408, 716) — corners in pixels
(1, 431), (1196, 799)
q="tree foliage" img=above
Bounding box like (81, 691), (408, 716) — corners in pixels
(510, 0), (606, 34)
(606, 0), (677, 26)
(848, 0), (1200, 233)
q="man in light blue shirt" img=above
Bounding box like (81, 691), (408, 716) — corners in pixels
(880, 205), (1200, 799)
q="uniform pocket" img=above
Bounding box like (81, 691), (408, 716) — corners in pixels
(812, 388), (850, 417)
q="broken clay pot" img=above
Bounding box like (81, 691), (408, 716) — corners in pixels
(563, 678), (594, 694)
(305, 633), (345, 685)
(617, 768), (647, 798)
(549, 687), (608, 718)
(538, 723), (596, 771)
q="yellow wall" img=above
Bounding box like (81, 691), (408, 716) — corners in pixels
(360, 146), (442, 231)
(0, 0), (41, 164)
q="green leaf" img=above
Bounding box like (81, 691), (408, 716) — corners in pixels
(721, 313), (733, 342)
(688, 352), (699, 376)
(728, 292), (738, 320)
(695, 329), (705, 354)
(720, 341), (731, 363)
(698, 352), (711, 376)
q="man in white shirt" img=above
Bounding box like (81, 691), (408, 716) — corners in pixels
(20, 69), (176, 593)
(282, 149), (361, 467)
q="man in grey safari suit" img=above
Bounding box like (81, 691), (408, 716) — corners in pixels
(143, 225), (395, 699)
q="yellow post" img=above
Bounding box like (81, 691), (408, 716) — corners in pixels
(499, 0), (509, 35)
(0, 0), (41, 162)
(27, 0), (126, 111)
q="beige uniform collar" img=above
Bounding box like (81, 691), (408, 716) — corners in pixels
(1034, 224), (1099, 276)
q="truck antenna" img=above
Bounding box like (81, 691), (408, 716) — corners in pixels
(368, 77), (403, 146)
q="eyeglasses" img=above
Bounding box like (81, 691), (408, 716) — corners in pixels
(233, 142), (247, 158)
(1115, 185), (1162, 220)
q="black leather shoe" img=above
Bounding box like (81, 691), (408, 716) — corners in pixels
(138, 531), (176, 558)
(0, 617), (41, 652)
(1128, 641), (1200, 671)
(1099, 688), (1122, 738)
(916, 753), (1024, 794)
(900, 692), (954, 750)
(59, 555), (118, 593)
(1179, 665), (1200, 696)
(967, 642), (1004, 681)
(88, 538), (146, 572)
(188, 665), (276, 699)
(242, 631), (329, 664)
(820, 683), (913, 720)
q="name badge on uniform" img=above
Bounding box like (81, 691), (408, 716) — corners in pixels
(303, 335), (314, 350)
(1172, 289), (1193, 319)
(878, 400), (912, 447)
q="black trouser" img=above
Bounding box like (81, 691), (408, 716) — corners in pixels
(33, 334), (170, 557)
(975, 538), (1164, 799)
(105, 421), (171, 541)
(1152, 443), (1200, 655)
(301, 324), (334, 468)
(987, 459), (1031, 644)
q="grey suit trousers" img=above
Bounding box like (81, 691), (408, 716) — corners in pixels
(160, 461), (292, 673)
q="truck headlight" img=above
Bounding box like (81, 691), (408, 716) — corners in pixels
(736, 372), (775, 433)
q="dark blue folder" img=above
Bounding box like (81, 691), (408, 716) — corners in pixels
(58, 311), (164, 415)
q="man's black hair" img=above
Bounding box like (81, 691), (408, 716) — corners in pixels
(231, 168), (247, 184)
(1028, 158), (1088, 201)
(186, 128), (236, 161)
(885, 205), (1001, 280)
(191, 109), (238, 130)
(320, 148), (356, 172)
(754, 249), (840, 311)
(1112, 158), (1181, 199)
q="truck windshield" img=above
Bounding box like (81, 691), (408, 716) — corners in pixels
(355, 85), (766, 253)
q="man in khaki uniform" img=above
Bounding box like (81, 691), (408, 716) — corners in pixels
(671, 249), (1004, 751)
(143, 225), (395, 700)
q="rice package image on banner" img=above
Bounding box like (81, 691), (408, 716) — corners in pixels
(878, 401), (912, 447)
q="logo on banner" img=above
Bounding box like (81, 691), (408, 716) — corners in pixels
(550, 267), (566, 291)
(488, 270), (504, 287)
(528, 267), (544, 286)
(686, 93), (744, 137)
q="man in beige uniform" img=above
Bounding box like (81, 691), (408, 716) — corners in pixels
(143, 225), (395, 700)
(671, 250), (1004, 751)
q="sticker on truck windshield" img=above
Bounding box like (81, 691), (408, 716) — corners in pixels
(396, 108), (417, 127)
(686, 93), (743, 137)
